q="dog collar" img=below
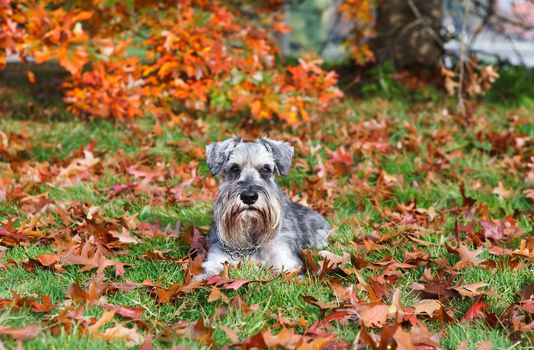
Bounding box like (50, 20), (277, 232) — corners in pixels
(217, 234), (259, 260)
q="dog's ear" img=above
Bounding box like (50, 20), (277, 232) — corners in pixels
(205, 136), (242, 176)
(260, 137), (294, 176)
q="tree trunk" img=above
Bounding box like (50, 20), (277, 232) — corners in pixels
(374, 0), (443, 70)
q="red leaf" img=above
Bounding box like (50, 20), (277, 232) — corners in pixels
(206, 275), (257, 291)
(108, 182), (137, 196)
(0, 324), (39, 340)
(101, 303), (144, 320)
(462, 300), (488, 323)
(30, 295), (55, 313)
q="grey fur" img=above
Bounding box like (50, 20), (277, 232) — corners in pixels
(198, 137), (331, 278)
(205, 136), (242, 176)
(259, 137), (294, 176)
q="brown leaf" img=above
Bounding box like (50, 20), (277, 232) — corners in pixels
(302, 295), (337, 317)
(451, 243), (484, 269)
(100, 303), (144, 320)
(87, 310), (115, 333)
(492, 182), (512, 199)
(358, 304), (391, 328)
(518, 281), (534, 301)
(207, 287), (229, 304)
(263, 328), (303, 348)
(101, 324), (143, 346)
(393, 326), (416, 350)
(35, 254), (59, 267)
(410, 326), (441, 349)
(109, 228), (139, 244)
(412, 299), (442, 317)
(67, 280), (98, 305)
(450, 282), (490, 298)
(481, 221), (505, 242)
(0, 324), (39, 340)
(206, 275), (259, 291)
(297, 336), (334, 350)
(31, 295), (55, 313)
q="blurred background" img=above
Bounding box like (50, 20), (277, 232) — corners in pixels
(2, 0), (534, 121)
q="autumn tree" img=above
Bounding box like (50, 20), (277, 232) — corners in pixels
(0, 0), (342, 124)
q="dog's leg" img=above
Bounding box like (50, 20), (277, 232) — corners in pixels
(195, 243), (233, 280)
(263, 242), (302, 273)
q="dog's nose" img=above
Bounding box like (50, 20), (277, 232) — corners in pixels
(240, 190), (258, 205)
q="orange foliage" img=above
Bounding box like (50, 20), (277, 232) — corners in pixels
(0, 0), (343, 124)
(339, 0), (376, 65)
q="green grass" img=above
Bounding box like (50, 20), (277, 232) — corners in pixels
(1, 65), (533, 349)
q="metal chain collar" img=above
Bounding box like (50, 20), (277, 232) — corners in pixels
(217, 233), (259, 261)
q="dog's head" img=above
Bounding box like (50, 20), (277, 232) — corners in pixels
(206, 136), (294, 249)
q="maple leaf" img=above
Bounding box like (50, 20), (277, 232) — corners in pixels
(462, 299), (488, 323)
(59, 241), (128, 277)
(451, 243), (485, 270)
(327, 147), (353, 176)
(492, 181), (512, 199)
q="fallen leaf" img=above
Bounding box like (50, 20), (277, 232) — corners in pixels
(101, 324), (143, 346)
(100, 303), (144, 320)
(450, 282), (490, 297)
(462, 299), (488, 323)
(393, 326), (416, 350)
(207, 287), (229, 304)
(30, 295), (55, 313)
(452, 243), (484, 269)
(412, 299), (442, 317)
(35, 254), (59, 267)
(87, 310), (115, 333)
(481, 221), (505, 242)
(0, 324), (39, 340)
(358, 304), (390, 328)
(263, 327), (303, 348)
(492, 182), (512, 199)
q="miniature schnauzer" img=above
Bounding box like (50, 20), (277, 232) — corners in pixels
(198, 136), (331, 278)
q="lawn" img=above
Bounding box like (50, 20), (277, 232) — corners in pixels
(0, 64), (533, 349)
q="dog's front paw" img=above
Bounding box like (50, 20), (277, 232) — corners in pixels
(192, 273), (209, 282)
(194, 261), (224, 281)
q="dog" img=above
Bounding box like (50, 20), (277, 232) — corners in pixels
(197, 136), (331, 279)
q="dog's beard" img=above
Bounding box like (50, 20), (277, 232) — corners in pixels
(214, 187), (281, 249)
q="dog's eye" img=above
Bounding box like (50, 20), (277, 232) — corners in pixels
(229, 165), (240, 174)
(260, 165), (272, 176)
